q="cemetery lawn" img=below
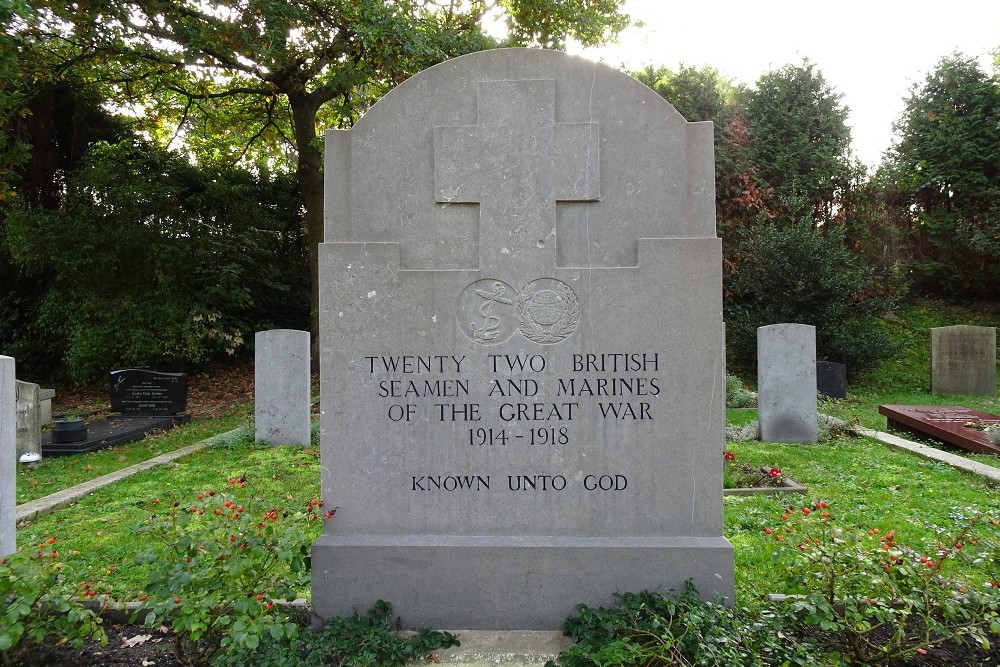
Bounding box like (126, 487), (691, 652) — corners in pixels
(16, 433), (323, 597)
(16, 406), (998, 604)
(15, 408), (250, 504)
(16, 361), (258, 505)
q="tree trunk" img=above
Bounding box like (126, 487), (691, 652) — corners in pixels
(289, 92), (325, 368)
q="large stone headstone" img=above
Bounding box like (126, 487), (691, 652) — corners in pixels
(255, 329), (311, 447)
(931, 325), (997, 396)
(14, 380), (40, 459)
(758, 324), (818, 443)
(312, 48), (732, 629)
(110, 369), (187, 415)
(1, 357), (15, 557)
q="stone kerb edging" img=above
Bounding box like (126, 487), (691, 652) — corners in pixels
(15, 424), (251, 524)
(827, 416), (1000, 484)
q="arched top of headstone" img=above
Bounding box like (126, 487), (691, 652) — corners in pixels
(325, 48), (716, 278)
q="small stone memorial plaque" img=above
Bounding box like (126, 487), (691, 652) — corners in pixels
(110, 369), (187, 416)
(758, 324), (818, 443)
(312, 48), (732, 629)
(255, 329), (311, 447)
(15, 380), (40, 459)
(931, 325), (997, 396)
(879, 404), (1000, 455)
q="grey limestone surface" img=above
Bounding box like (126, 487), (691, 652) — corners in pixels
(1, 357), (14, 556)
(14, 379), (40, 459)
(313, 48), (732, 629)
(255, 329), (311, 447)
(39, 387), (55, 425)
(930, 325), (997, 396)
(758, 324), (818, 443)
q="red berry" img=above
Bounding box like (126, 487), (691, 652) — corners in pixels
(174, 597), (181, 604)
(266, 602), (274, 610)
(232, 513), (239, 520)
(50, 551), (57, 559)
(802, 508), (810, 516)
(153, 498), (160, 504)
(46, 537), (56, 545)
(256, 594), (263, 601)
(763, 527), (773, 535)
(139, 594), (148, 601)
(230, 535), (237, 542)
(215, 509), (222, 516)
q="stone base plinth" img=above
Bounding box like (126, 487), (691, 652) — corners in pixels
(311, 534), (734, 630)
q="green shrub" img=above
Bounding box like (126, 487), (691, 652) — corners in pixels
(546, 584), (818, 666)
(725, 221), (895, 377)
(2, 138), (308, 383)
(216, 601), (460, 667)
(726, 374), (757, 408)
(765, 502), (1000, 664)
(133, 478), (317, 667)
(0, 544), (107, 666)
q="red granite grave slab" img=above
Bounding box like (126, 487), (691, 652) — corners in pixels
(878, 405), (1000, 455)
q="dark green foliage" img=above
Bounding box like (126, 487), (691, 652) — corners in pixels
(884, 54), (1000, 299)
(2, 138), (308, 383)
(744, 61), (855, 226)
(724, 222), (895, 377)
(547, 585), (817, 666)
(214, 601), (460, 667)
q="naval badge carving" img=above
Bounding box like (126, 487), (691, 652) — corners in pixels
(457, 277), (579, 345)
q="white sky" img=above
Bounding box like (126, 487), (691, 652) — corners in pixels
(567, 0), (1000, 169)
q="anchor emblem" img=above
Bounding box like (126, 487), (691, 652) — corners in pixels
(470, 281), (514, 341)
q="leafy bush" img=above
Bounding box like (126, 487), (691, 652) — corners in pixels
(134, 478), (320, 667)
(216, 600), (460, 667)
(0, 543), (106, 666)
(2, 138), (309, 383)
(547, 584), (818, 666)
(726, 374), (757, 408)
(765, 502), (1000, 664)
(725, 221), (895, 377)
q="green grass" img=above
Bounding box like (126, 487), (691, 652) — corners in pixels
(724, 432), (1000, 597)
(15, 405), (253, 505)
(12, 298), (1000, 612)
(16, 433), (323, 597)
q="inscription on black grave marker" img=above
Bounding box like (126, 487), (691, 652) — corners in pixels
(110, 369), (187, 416)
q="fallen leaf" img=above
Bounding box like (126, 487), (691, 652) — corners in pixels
(122, 634), (152, 648)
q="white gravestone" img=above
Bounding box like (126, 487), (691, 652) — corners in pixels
(15, 380), (41, 460)
(1, 357), (15, 557)
(758, 324), (818, 443)
(255, 329), (311, 447)
(312, 48), (732, 629)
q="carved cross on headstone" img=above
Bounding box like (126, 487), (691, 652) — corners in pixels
(434, 79), (600, 278)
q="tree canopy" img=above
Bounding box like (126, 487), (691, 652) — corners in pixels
(885, 53), (1000, 298)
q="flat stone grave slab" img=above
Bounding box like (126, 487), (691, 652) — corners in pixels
(41, 414), (190, 456)
(879, 405), (1000, 455)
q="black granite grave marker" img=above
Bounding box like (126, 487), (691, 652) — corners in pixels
(110, 369), (187, 416)
(817, 361), (847, 399)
